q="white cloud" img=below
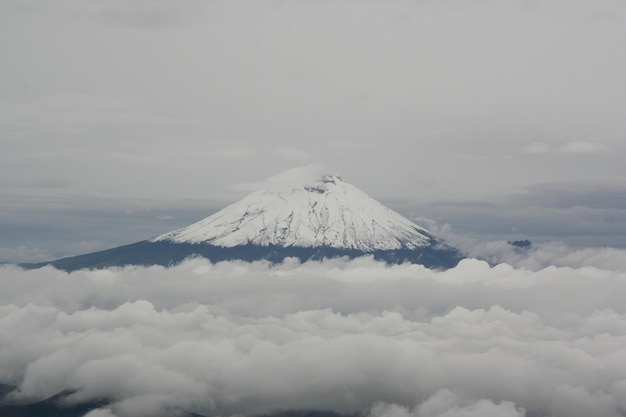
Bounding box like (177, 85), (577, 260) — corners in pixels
(370, 392), (525, 417)
(230, 164), (334, 193)
(558, 141), (610, 154)
(2, 254), (626, 416)
(523, 142), (552, 154)
(84, 409), (119, 417)
(522, 141), (610, 155)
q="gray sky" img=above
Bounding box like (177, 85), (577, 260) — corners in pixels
(2, 0), (626, 261)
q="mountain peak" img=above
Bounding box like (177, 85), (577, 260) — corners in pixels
(292, 174), (342, 193)
(152, 175), (433, 251)
(320, 174), (342, 183)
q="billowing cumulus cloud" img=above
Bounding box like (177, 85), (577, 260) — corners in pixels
(370, 394), (525, 417)
(2, 253), (626, 417)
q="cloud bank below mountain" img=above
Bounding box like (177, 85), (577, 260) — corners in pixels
(2, 250), (626, 417)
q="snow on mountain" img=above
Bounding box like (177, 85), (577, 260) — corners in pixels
(152, 175), (433, 251)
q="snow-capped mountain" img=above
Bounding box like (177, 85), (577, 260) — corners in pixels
(152, 175), (432, 251)
(23, 174), (463, 271)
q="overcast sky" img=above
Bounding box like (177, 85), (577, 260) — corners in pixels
(2, 0), (626, 261)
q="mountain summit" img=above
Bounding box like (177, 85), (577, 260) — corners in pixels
(24, 175), (462, 271)
(152, 175), (432, 251)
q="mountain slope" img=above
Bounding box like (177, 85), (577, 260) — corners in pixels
(22, 175), (463, 271)
(152, 175), (432, 251)
(24, 241), (461, 272)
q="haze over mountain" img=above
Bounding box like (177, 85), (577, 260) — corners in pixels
(25, 174), (462, 271)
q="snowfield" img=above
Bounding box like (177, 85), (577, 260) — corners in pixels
(152, 175), (432, 251)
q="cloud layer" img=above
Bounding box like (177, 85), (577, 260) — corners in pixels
(2, 253), (626, 417)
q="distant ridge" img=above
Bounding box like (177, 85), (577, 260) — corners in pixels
(22, 175), (463, 271)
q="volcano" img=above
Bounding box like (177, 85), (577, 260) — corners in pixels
(25, 175), (463, 271)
